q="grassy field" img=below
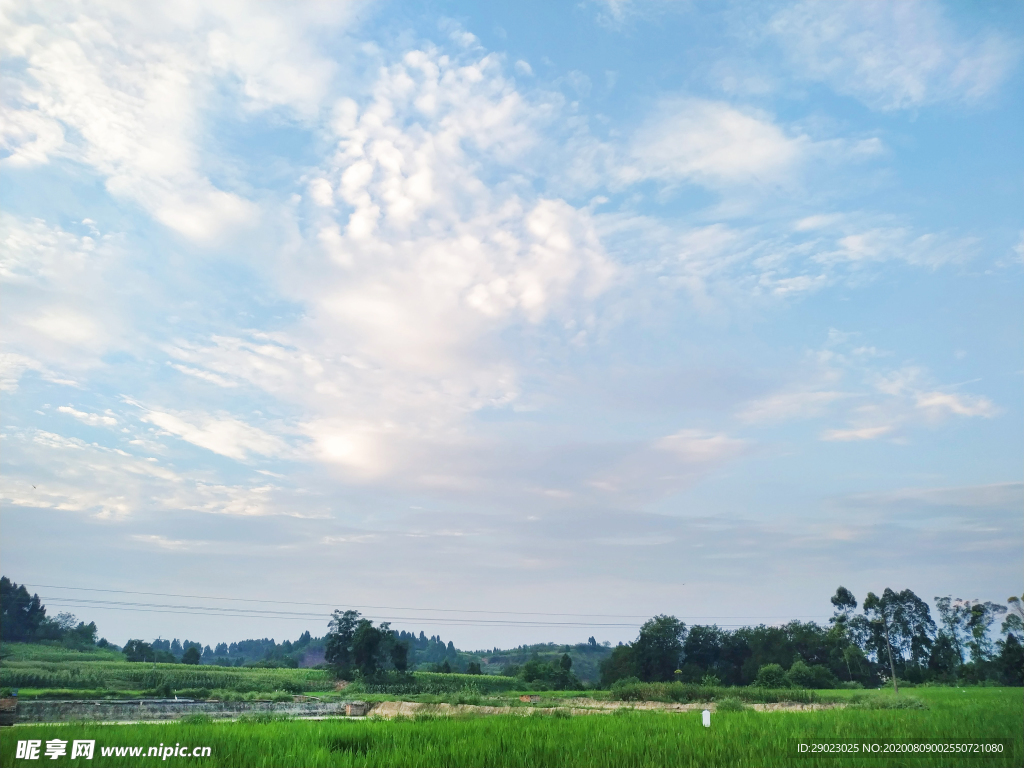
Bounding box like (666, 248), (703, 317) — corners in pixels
(2, 687), (1019, 767)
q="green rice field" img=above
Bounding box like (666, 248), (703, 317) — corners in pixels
(2, 687), (1020, 767)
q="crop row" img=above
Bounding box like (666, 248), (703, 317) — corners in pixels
(0, 663), (333, 692)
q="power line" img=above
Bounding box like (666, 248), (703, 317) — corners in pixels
(38, 596), (643, 628)
(39, 600), (768, 630)
(26, 583), (831, 622)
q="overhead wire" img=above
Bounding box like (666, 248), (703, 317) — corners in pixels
(29, 584), (832, 632)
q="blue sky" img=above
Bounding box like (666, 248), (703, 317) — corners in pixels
(1, 0), (1021, 649)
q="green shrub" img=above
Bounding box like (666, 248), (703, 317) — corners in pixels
(786, 661), (837, 689)
(271, 692), (294, 702)
(754, 664), (789, 688)
(716, 697), (747, 712)
(848, 694), (927, 710)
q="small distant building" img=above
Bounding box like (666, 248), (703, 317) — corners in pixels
(345, 701), (368, 717)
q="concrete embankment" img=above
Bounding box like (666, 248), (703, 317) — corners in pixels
(11, 699), (364, 724)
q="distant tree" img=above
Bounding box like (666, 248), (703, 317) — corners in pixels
(996, 634), (1024, 686)
(214, 642), (228, 656)
(927, 634), (960, 679)
(182, 646), (201, 665)
(559, 653), (572, 672)
(588, 636), (597, 648)
(599, 644), (636, 687)
(124, 639), (155, 663)
(1003, 595), (1024, 639)
(934, 596), (970, 663)
(351, 620), (385, 676)
(390, 638), (410, 672)
(467, 661), (482, 675)
(864, 588), (935, 691)
(964, 601), (1007, 662)
(863, 591), (901, 693)
(1, 578), (48, 642)
(440, 659), (452, 673)
(682, 625), (723, 675)
(830, 587), (858, 624)
(325, 610), (361, 677)
(633, 615), (687, 682)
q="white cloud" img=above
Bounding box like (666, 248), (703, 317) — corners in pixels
(737, 390), (847, 424)
(655, 429), (747, 463)
(58, 405), (117, 427)
(915, 391), (997, 419)
(825, 228), (977, 267)
(770, 1), (1018, 110)
(821, 425), (892, 442)
(734, 333), (1000, 443)
(0, 426), (312, 519)
(168, 363), (238, 389)
(0, 1), (360, 241)
(0, 352), (77, 391)
(624, 98), (806, 188)
(136, 406), (290, 461)
(1, 216), (130, 381)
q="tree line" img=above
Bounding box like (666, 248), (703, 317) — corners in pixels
(4, 576), (1020, 688)
(597, 587), (1023, 689)
(0, 577), (100, 649)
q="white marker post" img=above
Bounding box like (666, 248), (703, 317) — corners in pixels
(702, 709), (711, 728)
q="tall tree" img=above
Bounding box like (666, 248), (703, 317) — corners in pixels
(964, 601), (1007, 662)
(633, 615), (687, 682)
(863, 591), (901, 693)
(0, 577), (48, 642)
(324, 609), (361, 677)
(934, 596), (970, 663)
(864, 588), (936, 688)
(1002, 595), (1023, 640)
(830, 587), (858, 624)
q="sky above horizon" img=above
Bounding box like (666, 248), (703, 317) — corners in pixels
(1, 0), (1022, 650)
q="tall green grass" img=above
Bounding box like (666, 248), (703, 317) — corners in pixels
(2, 687), (1018, 767)
(609, 680), (834, 704)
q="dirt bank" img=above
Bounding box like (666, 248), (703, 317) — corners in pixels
(368, 698), (845, 718)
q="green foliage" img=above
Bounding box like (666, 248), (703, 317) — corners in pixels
(1, 578), (49, 642)
(997, 634), (1024, 686)
(122, 640), (155, 663)
(715, 697), (747, 712)
(754, 664), (788, 688)
(599, 645), (637, 688)
(785, 660), (837, 689)
(0, 657), (334, 693)
(848, 693), (929, 710)
(633, 615), (686, 682)
(181, 646), (201, 665)
(609, 679), (819, 704)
